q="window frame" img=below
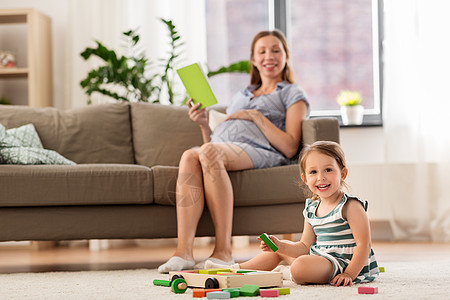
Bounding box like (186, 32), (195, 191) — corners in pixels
(271, 0), (384, 127)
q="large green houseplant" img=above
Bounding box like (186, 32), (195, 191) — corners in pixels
(80, 19), (250, 105)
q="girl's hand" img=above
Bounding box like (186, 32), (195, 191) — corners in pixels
(257, 234), (281, 252)
(187, 99), (208, 127)
(330, 272), (353, 287)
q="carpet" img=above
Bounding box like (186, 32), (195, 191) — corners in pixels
(0, 260), (448, 299)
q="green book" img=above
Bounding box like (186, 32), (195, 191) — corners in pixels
(176, 63), (218, 109)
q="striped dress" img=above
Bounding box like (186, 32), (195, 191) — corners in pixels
(303, 193), (379, 283)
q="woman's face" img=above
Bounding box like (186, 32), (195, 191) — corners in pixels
(251, 35), (287, 81)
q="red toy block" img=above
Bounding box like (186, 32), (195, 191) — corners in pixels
(358, 286), (378, 294)
(205, 288), (222, 294)
(193, 289), (205, 298)
(260, 289), (279, 297)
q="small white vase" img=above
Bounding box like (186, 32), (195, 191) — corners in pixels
(341, 105), (364, 125)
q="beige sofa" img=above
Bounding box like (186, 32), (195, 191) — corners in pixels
(0, 102), (339, 242)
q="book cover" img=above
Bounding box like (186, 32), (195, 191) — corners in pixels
(176, 63), (218, 109)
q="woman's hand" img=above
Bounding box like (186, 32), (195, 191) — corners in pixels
(226, 109), (262, 122)
(330, 272), (353, 287)
(187, 99), (208, 127)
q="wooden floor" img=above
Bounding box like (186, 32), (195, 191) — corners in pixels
(1, 239), (449, 274)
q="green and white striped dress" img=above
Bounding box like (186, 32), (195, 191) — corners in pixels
(303, 193), (379, 283)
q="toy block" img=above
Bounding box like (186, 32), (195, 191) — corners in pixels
(222, 288), (240, 298)
(259, 233), (278, 252)
(207, 291), (231, 299)
(199, 268), (232, 274)
(379, 266), (385, 272)
(358, 286), (378, 294)
(205, 288), (222, 294)
(236, 270), (256, 273)
(271, 287), (290, 295)
(153, 279), (170, 287)
(260, 289), (279, 297)
(239, 284), (260, 296)
(193, 288), (205, 298)
(217, 272), (244, 275)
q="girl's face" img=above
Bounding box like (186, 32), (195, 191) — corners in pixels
(301, 151), (348, 202)
(251, 35), (287, 81)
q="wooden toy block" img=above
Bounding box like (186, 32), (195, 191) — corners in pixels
(192, 288), (205, 298)
(239, 284), (260, 296)
(205, 288), (222, 294)
(259, 233), (279, 252)
(200, 268), (232, 274)
(236, 270), (257, 273)
(379, 266), (385, 272)
(222, 288), (240, 298)
(207, 291), (231, 299)
(271, 287), (290, 295)
(169, 268), (282, 289)
(153, 279), (170, 287)
(260, 289), (279, 297)
(358, 286), (378, 294)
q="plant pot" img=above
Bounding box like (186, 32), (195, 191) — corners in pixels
(341, 105), (364, 125)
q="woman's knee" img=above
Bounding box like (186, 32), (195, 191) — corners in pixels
(198, 143), (224, 166)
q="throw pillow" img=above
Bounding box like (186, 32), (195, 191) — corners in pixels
(208, 109), (228, 131)
(0, 123), (76, 165)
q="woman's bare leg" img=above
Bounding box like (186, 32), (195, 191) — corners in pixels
(198, 143), (253, 262)
(172, 148), (205, 261)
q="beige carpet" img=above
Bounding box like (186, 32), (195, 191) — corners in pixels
(0, 260), (448, 299)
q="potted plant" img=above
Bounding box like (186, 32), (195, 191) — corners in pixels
(337, 90), (364, 125)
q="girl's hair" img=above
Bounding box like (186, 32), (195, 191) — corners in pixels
(299, 141), (349, 199)
(249, 30), (295, 85)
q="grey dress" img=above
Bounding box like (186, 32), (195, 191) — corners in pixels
(210, 81), (309, 169)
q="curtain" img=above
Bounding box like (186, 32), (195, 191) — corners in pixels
(65, 0), (207, 108)
(383, 0), (450, 240)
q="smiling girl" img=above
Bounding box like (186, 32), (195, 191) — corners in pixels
(205, 141), (379, 287)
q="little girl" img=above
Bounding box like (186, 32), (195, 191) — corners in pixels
(206, 141), (378, 286)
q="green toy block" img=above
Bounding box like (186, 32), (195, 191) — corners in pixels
(271, 287), (290, 295)
(379, 266), (385, 272)
(259, 233), (278, 252)
(222, 288), (240, 298)
(236, 270), (256, 273)
(153, 279), (170, 287)
(239, 284), (260, 296)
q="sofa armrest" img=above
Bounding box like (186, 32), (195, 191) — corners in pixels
(301, 117), (340, 146)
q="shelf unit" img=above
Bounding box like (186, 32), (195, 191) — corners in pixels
(0, 8), (53, 107)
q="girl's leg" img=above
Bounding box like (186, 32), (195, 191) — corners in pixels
(290, 255), (334, 285)
(198, 143), (253, 262)
(239, 251), (296, 271)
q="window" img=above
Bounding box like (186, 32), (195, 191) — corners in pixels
(205, 0), (383, 126)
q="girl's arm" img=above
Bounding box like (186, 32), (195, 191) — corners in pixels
(188, 100), (212, 143)
(225, 100), (308, 158)
(265, 219), (316, 257)
(330, 199), (372, 287)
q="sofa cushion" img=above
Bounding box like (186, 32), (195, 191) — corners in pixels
(0, 103), (134, 164)
(131, 103), (203, 167)
(152, 164), (305, 207)
(0, 123), (75, 165)
(0, 164), (153, 207)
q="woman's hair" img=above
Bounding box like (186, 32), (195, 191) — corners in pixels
(299, 141), (349, 199)
(249, 30), (295, 85)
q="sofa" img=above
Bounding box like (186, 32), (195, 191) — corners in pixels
(0, 102), (339, 243)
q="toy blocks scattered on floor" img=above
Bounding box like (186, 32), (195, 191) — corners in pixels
(358, 286), (378, 294)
